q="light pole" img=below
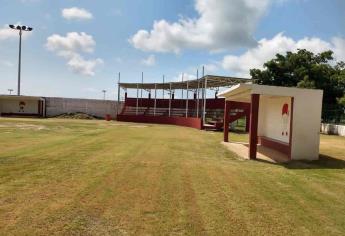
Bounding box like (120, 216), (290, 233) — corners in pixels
(9, 24), (33, 96)
(102, 90), (106, 100)
(8, 89), (13, 95)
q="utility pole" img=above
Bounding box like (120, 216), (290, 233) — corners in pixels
(9, 24), (33, 96)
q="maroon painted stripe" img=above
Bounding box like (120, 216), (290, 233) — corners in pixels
(258, 136), (290, 155)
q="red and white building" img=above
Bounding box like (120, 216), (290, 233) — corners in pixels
(219, 84), (323, 161)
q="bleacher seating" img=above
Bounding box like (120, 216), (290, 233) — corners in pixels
(119, 98), (250, 130)
(121, 106), (199, 118)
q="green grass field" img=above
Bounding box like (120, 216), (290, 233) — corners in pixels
(0, 118), (345, 235)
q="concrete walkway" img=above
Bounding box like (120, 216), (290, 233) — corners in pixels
(222, 142), (289, 163)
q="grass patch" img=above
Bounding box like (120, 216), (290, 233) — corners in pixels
(0, 118), (344, 235)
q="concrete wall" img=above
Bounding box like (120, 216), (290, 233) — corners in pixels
(321, 123), (345, 137)
(0, 98), (40, 115)
(45, 97), (123, 119)
(290, 90), (323, 161)
(258, 96), (291, 143)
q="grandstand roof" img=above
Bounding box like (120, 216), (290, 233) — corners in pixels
(119, 75), (251, 90)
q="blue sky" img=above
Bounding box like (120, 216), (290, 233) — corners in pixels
(0, 0), (344, 99)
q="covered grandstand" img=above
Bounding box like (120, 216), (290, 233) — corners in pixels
(116, 74), (252, 130)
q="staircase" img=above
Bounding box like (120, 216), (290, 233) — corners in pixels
(204, 103), (250, 131)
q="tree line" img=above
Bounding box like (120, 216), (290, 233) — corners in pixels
(250, 49), (345, 122)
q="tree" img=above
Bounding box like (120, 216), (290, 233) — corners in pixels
(250, 49), (345, 107)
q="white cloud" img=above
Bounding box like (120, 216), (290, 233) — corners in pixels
(62, 7), (93, 20)
(203, 63), (218, 73)
(174, 73), (197, 82)
(0, 26), (17, 40)
(141, 54), (156, 66)
(332, 37), (345, 61)
(130, 0), (273, 53)
(221, 33), (345, 77)
(46, 32), (95, 53)
(67, 54), (103, 76)
(46, 32), (103, 76)
(0, 23), (32, 41)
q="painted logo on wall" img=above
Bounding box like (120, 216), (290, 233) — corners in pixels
(19, 101), (26, 112)
(281, 103), (289, 136)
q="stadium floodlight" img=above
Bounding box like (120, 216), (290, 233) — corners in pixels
(8, 24), (33, 96)
(102, 90), (107, 100)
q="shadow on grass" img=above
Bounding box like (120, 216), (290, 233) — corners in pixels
(256, 154), (345, 170)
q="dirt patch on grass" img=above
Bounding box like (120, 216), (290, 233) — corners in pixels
(54, 112), (99, 120)
(0, 123), (48, 130)
(129, 125), (148, 128)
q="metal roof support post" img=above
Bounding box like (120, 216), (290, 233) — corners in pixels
(196, 69), (199, 118)
(117, 72), (121, 116)
(185, 80), (189, 117)
(136, 83), (139, 115)
(201, 91), (203, 119)
(202, 66), (207, 126)
(203, 77), (207, 124)
(169, 82), (172, 117)
(203, 77), (208, 125)
(154, 83), (157, 116)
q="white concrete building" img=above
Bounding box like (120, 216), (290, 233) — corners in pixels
(0, 95), (45, 117)
(219, 84), (323, 161)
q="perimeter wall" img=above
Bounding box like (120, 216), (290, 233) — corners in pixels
(45, 97), (123, 119)
(0, 99), (40, 115)
(321, 123), (345, 137)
